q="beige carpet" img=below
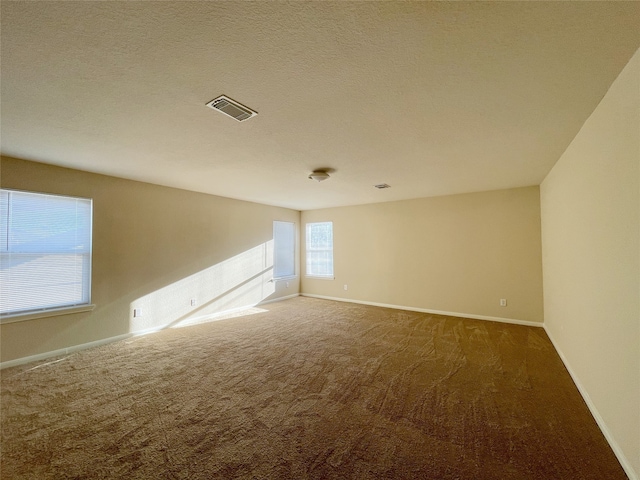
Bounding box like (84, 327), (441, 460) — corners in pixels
(1, 297), (627, 479)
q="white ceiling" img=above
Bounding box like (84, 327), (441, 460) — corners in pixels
(1, 1), (639, 211)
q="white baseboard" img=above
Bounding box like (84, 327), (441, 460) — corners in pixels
(0, 330), (144, 370)
(300, 293), (543, 328)
(305, 293), (636, 478)
(0, 294), (302, 370)
(0, 292), (534, 369)
(543, 326), (638, 480)
(2, 292), (634, 479)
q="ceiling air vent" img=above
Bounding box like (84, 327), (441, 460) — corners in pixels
(205, 95), (257, 122)
(374, 184), (391, 189)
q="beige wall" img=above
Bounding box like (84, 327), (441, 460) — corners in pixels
(302, 186), (544, 323)
(0, 157), (300, 363)
(540, 48), (640, 478)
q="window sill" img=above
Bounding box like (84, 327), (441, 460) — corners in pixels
(305, 275), (335, 280)
(0, 304), (96, 325)
(273, 275), (298, 282)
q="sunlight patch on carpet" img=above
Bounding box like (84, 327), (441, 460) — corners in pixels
(170, 306), (269, 329)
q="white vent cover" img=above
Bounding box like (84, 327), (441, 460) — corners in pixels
(206, 95), (257, 122)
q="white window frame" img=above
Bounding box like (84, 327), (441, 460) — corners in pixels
(0, 189), (94, 323)
(273, 220), (296, 280)
(305, 221), (334, 279)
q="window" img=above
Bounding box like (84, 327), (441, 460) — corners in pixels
(273, 221), (295, 279)
(0, 189), (93, 318)
(306, 222), (333, 278)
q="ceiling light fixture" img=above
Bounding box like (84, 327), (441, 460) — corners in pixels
(308, 170), (330, 182)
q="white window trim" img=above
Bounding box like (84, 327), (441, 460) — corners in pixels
(305, 221), (334, 279)
(0, 188), (93, 319)
(0, 304), (96, 324)
(273, 275), (298, 281)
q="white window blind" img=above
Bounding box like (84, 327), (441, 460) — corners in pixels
(273, 221), (295, 278)
(0, 189), (93, 316)
(306, 222), (333, 278)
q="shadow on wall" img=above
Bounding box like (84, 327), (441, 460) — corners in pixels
(129, 240), (275, 333)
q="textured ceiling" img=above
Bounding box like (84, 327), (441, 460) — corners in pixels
(1, 2), (639, 210)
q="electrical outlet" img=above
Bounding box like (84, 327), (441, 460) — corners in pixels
(344, 284), (348, 291)
(190, 299), (196, 307)
(133, 308), (142, 317)
(286, 281), (289, 288)
(500, 299), (507, 307)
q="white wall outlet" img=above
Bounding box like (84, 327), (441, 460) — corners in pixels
(133, 308), (142, 317)
(286, 281), (289, 288)
(190, 299), (197, 307)
(500, 299), (507, 307)
(344, 284), (348, 290)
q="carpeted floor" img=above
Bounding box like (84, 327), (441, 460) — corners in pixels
(0, 297), (627, 479)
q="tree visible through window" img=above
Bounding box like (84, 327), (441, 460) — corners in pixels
(0, 189), (93, 316)
(306, 222), (333, 278)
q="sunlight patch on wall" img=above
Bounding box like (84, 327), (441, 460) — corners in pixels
(129, 241), (275, 333)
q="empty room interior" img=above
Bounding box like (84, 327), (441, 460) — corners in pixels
(1, 2), (639, 479)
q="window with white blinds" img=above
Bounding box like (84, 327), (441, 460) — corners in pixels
(0, 189), (93, 317)
(305, 222), (334, 278)
(273, 221), (295, 279)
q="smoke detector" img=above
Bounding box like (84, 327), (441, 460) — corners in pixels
(309, 170), (330, 182)
(205, 95), (257, 122)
